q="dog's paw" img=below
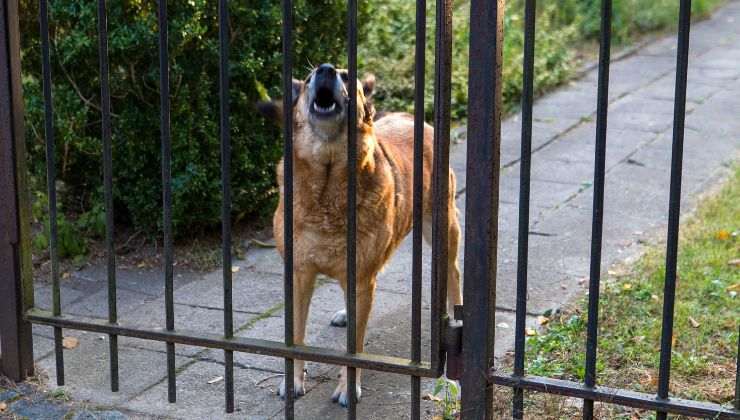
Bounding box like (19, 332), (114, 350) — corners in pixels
(331, 381), (362, 407)
(329, 309), (347, 327)
(277, 370), (307, 399)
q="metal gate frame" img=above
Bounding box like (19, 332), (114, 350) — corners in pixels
(1, 0), (739, 418)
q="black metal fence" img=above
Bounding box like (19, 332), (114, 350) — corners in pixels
(0, 0), (738, 418)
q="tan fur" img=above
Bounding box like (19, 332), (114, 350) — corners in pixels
(268, 71), (462, 403)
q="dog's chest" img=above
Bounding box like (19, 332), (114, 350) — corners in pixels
(292, 164), (396, 271)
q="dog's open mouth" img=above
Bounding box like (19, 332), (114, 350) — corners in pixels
(311, 86), (340, 117)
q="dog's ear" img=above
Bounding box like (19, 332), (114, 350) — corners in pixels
(256, 79), (304, 125)
(362, 74), (375, 98)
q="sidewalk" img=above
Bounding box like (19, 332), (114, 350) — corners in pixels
(18, 2), (740, 418)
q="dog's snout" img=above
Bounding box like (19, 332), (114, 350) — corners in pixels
(315, 63), (336, 79)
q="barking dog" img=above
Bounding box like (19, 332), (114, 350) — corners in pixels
(258, 63), (462, 407)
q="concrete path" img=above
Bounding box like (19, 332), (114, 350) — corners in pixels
(25, 2), (740, 418)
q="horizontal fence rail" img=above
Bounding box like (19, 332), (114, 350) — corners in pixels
(0, 0), (738, 418)
(26, 309), (434, 377)
(493, 374), (740, 419)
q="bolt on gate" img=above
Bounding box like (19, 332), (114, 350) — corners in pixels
(0, 0), (739, 419)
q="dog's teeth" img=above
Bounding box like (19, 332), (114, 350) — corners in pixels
(313, 102), (336, 113)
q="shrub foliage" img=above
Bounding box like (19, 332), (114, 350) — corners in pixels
(21, 0), (363, 237)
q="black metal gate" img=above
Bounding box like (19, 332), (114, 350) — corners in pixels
(1, 0), (738, 418)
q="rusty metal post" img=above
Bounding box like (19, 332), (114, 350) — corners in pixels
(461, 0), (504, 418)
(0, 0), (35, 382)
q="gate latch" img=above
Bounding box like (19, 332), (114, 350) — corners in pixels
(444, 304), (463, 380)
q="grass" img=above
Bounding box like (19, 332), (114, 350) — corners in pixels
(494, 165), (740, 419)
(360, 0), (726, 121)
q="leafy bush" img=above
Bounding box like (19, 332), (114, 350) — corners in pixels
(21, 0), (366, 237)
(30, 190), (105, 259)
(361, 0), (724, 120)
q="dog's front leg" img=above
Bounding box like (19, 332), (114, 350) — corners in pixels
(332, 280), (376, 407)
(278, 268), (317, 399)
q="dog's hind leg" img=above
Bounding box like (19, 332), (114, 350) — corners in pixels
(278, 267), (317, 399)
(331, 278), (377, 407)
(445, 207), (463, 314)
(422, 174), (463, 316)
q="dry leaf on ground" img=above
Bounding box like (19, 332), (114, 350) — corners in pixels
(537, 316), (550, 325)
(715, 230), (731, 240)
(526, 328), (537, 336)
(728, 259), (740, 267)
(207, 376), (224, 385)
(688, 317), (700, 328)
(62, 336), (79, 349)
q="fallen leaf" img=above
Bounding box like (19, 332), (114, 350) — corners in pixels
(726, 283), (740, 292)
(525, 328), (537, 336)
(62, 336), (79, 349)
(137, 261), (147, 268)
(496, 322), (510, 329)
(422, 394), (442, 402)
(728, 259), (740, 267)
(671, 334), (677, 348)
(207, 376), (224, 385)
(715, 230), (731, 240)
(231, 266), (240, 273)
(622, 283), (632, 291)
(0, 402), (7, 412)
(251, 238), (277, 248)
(537, 316), (550, 326)
(688, 317), (700, 328)
(62, 272), (71, 279)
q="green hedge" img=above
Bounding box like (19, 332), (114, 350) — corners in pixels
(21, 0), (365, 237)
(362, 0), (724, 121)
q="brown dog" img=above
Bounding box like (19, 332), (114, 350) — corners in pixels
(258, 64), (462, 407)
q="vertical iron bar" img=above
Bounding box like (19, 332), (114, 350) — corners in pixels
(461, 0), (504, 418)
(512, 0), (536, 418)
(411, 0), (426, 418)
(347, 0), (358, 417)
(430, 0), (453, 376)
(218, 0), (234, 413)
(157, 0), (176, 404)
(582, 0), (612, 418)
(39, 0), (65, 386)
(0, 0), (35, 382)
(96, 0), (118, 393)
(656, 1), (691, 419)
(281, 0), (295, 418)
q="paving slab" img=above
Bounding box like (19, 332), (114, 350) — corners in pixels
(35, 332), (190, 407)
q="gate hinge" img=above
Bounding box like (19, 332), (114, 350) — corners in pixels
(444, 304), (463, 380)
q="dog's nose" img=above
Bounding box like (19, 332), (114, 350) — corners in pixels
(315, 64), (336, 79)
